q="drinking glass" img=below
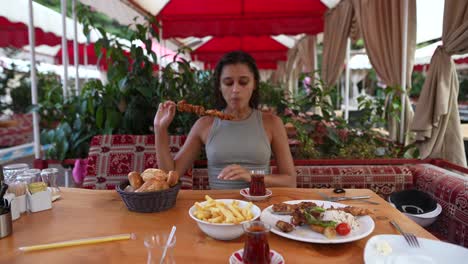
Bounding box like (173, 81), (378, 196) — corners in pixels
(40, 168), (60, 199)
(2, 163), (29, 184)
(23, 169), (42, 182)
(249, 170), (266, 196)
(16, 172), (36, 185)
(242, 221), (271, 264)
(144, 233), (176, 264)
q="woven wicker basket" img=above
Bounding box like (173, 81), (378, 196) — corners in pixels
(116, 180), (181, 213)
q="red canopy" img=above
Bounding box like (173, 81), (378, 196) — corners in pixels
(0, 17), (61, 48)
(55, 42), (103, 66)
(192, 36), (288, 66)
(158, 0), (326, 38)
(203, 60), (278, 70)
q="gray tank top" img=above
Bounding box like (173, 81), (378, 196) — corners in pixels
(205, 109), (271, 189)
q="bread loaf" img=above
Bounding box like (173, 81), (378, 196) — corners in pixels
(141, 168), (167, 182)
(135, 179), (170, 192)
(128, 171), (144, 189)
(167, 171), (179, 187)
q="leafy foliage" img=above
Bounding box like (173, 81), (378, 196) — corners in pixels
(280, 73), (418, 159)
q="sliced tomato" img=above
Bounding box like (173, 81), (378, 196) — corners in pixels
(336, 222), (351, 236)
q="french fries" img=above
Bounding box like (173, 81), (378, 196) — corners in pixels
(192, 195), (255, 224)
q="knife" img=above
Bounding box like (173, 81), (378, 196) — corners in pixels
(331, 195), (379, 205)
(317, 192), (379, 205)
(316, 191), (333, 201)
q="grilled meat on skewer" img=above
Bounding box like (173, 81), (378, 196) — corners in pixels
(276, 220), (295, 233)
(177, 100), (234, 120)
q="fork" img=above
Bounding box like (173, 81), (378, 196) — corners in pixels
(390, 220), (420, 248)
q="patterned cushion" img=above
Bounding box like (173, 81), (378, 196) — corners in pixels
(295, 165), (413, 199)
(410, 164), (468, 247)
(191, 165), (414, 199)
(192, 168), (210, 190)
(83, 134), (192, 190)
(0, 113), (33, 147)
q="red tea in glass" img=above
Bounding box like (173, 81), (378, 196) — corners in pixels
(242, 221), (271, 264)
(249, 171), (266, 196)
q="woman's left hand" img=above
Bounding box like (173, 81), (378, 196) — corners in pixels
(217, 164), (251, 182)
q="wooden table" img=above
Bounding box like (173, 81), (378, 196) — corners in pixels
(0, 188), (437, 263)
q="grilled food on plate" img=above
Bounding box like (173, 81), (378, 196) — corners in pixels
(272, 202), (370, 239)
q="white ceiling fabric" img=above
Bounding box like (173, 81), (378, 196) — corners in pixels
(133, 0), (170, 16)
(0, 0), (100, 43)
(79, 0), (144, 27)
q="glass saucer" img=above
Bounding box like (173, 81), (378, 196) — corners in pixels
(240, 188), (272, 201)
(229, 249), (284, 264)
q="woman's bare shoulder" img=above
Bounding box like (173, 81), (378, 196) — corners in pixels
(192, 116), (215, 142)
(261, 111), (284, 127)
(195, 115), (215, 128)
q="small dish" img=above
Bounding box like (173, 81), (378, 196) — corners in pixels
(229, 249), (284, 264)
(240, 188), (272, 201)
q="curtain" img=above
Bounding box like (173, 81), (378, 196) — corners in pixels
(297, 35), (316, 73)
(271, 61), (286, 84)
(352, 0), (416, 142)
(321, 0), (354, 89)
(411, 0), (468, 166)
(285, 46), (300, 95)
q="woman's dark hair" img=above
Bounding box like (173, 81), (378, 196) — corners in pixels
(213, 51), (260, 109)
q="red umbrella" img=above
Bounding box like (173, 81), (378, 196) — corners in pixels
(158, 0), (326, 38)
(192, 36), (288, 61)
(192, 36), (288, 69)
(203, 60), (279, 70)
(55, 42), (103, 65)
(0, 17), (61, 48)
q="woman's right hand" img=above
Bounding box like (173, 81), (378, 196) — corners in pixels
(154, 101), (176, 130)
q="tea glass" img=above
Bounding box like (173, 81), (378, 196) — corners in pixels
(40, 168), (61, 199)
(2, 163), (29, 184)
(249, 170), (267, 196)
(144, 233), (176, 264)
(242, 221), (271, 264)
(23, 169), (42, 182)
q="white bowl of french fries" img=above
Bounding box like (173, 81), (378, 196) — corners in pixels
(189, 195), (261, 240)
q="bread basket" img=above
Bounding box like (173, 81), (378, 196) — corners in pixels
(116, 180), (181, 213)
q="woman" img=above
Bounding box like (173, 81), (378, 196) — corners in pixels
(154, 51), (296, 189)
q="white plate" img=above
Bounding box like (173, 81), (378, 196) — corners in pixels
(260, 200), (375, 244)
(364, 234), (468, 264)
(229, 249), (285, 264)
(240, 188), (272, 201)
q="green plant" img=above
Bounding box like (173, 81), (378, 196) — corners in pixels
(9, 70), (31, 114)
(39, 8), (218, 160)
(282, 73), (419, 159)
(258, 81), (289, 113)
(35, 73), (63, 128)
(0, 66), (15, 114)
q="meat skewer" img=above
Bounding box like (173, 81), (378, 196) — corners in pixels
(177, 100), (234, 120)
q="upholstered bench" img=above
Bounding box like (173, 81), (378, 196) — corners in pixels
(0, 113), (33, 147)
(191, 163), (414, 198)
(83, 134), (192, 189)
(82, 134), (467, 247)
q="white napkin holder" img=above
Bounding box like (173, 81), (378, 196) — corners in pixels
(16, 194), (27, 213)
(27, 189), (52, 213)
(3, 193), (20, 221)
